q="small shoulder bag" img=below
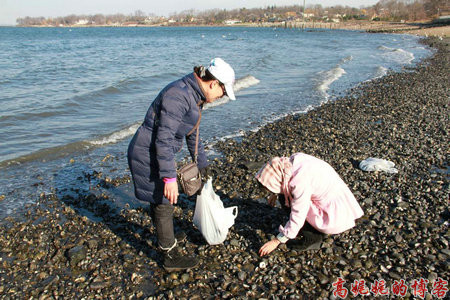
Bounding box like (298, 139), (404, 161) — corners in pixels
(177, 107), (202, 196)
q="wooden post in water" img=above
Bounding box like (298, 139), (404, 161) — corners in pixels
(302, 0), (306, 31)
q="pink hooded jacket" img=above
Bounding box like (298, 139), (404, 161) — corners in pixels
(258, 153), (364, 238)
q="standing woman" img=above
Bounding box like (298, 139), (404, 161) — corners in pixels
(255, 153), (364, 256)
(128, 58), (236, 271)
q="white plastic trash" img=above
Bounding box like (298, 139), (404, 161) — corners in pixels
(193, 178), (238, 245)
(359, 157), (398, 174)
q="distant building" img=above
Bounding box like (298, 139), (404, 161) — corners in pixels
(300, 12), (315, 18)
(286, 11), (297, 17)
(75, 19), (89, 25)
(224, 19), (241, 25)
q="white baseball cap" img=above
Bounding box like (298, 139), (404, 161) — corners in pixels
(207, 58), (236, 100)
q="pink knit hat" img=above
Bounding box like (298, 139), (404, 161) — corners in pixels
(255, 157), (293, 206)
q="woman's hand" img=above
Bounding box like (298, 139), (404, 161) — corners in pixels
(164, 181), (179, 205)
(259, 239), (281, 256)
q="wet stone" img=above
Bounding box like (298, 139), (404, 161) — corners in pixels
(181, 273), (190, 283)
(230, 239), (240, 247)
(67, 245), (87, 266)
(90, 281), (107, 290)
(238, 271), (246, 281)
(86, 239), (99, 250)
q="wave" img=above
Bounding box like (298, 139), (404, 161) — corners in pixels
(340, 55), (353, 64)
(0, 124), (141, 169)
(0, 110), (67, 122)
(73, 78), (142, 101)
(378, 45), (393, 51)
(89, 123), (140, 146)
(378, 45), (415, 64)
(374, 66), (389, 79)
(0, 140), (93, 169)
(316, 66), (346, 100)
(363, 66), (390, 83)
(234, 75), (261, 92)
(3, 77), (148, 120)
(394, 48), (415, 64)
(203, 75), (260, 109)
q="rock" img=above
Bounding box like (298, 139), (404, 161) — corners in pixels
(90, 281), (107, 290)
(427, 272), (438, 283)
(238, 271), (246, 281)
(230, 239), (239, 247)
(86, 239), (99, 250)
(181, 273), (190, 283)
(67, 245), (87, 266)
(440, 249), (450, 256)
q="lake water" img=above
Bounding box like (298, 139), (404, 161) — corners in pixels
(0, 26), (432, 217)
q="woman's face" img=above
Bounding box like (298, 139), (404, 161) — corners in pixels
(204, 80), (226, 103)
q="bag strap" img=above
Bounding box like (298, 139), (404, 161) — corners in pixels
(187, 104), (202, 136)
(187, 104), (202, 163)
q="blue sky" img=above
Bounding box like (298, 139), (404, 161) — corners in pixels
(1, 0), (379, 25)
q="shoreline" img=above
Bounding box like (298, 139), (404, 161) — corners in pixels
(0, 36), (448, 298)
(7, 21), (450, 37)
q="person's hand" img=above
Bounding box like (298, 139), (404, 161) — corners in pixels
(268, 193), (277, 207)
(259, 239), (281, 256)
(196, 180), (205, 196)
(200, 166), (210, 181)
(164, 181), (179, 205)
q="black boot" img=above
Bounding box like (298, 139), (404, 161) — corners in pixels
(163, 247), (199, 272)
(175, 231), (187, 243)
(154, 204), (198, 271)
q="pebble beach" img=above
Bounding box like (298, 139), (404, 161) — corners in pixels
(0, 36), (448, 299)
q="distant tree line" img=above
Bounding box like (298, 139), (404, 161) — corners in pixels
(16, 11), (163, 27)
(16, 0), (448, 26)
(372, 0), (447, 21)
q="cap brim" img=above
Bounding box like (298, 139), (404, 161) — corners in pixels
(224, 83), (236, 100)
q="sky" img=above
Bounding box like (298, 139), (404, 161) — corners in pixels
(1, 0), (380, 25)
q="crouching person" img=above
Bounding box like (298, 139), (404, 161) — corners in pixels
(255, 153), (364, 256)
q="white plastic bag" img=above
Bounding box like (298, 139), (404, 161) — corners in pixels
(359, 157), (398, 174)
(193, 178), (238, 245)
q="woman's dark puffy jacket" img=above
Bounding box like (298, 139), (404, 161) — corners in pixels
(127, 73), (208, 203)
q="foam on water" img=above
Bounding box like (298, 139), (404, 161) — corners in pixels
(316, 66), (346, 100)
(394, 48), (415, 64)
(374, 66), (389, 79)
(89, 123), (141, 146)
(378, 45), (415, 64)
(203, 75), (260, 110)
